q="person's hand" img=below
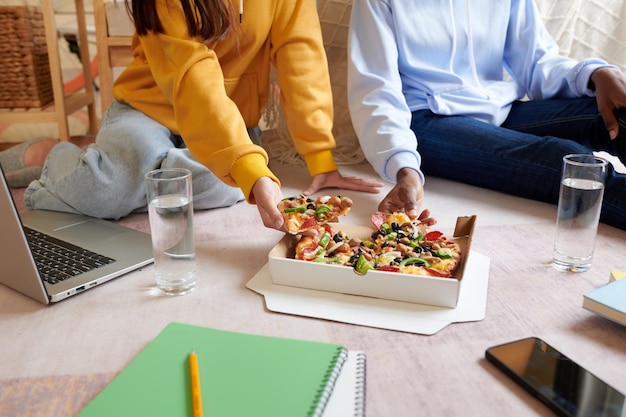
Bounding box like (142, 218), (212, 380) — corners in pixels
(302, 169), (383, 196)
(251, 176), (285, 231)
(416, 208), (436, 226)
(378, 168), (436, 225)
(591, 67), (626, 140)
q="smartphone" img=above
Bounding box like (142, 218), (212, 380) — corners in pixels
(485, 337), (626, 417)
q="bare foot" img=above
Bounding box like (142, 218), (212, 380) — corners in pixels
(23, 138), (58, 167)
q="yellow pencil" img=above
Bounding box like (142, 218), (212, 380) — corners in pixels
(189, 350), (203, 417)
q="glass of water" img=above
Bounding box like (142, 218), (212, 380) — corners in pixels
(145, 168), (196, 295)
(552, 154), (608, 272)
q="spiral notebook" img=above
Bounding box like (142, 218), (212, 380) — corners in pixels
(324, 350), (367, 417)
(78, 322), (366, 417)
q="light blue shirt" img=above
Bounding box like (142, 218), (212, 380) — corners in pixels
(348, 0), (611, 183)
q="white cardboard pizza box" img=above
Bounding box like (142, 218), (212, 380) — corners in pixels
(268, 215), (476, 308)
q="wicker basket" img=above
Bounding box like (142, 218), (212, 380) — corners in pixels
(0, 6), (53, 109)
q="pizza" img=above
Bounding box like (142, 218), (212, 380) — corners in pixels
(294, 212), (462, 278)
(279, 195), (353, 234)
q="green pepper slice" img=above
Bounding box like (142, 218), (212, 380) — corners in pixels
(315, 205), (331, 220)
(434, 249), (453, 259)
(313, 256), (339, 263)
(354, 254), (374, 275)
(362, 240), (375, 249)
(318, 231), (331, 248)
(283, 206), (306, 213)
(399, 257), (431, 267)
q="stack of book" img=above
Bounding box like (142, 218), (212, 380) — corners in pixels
(583, 271), (626, 328)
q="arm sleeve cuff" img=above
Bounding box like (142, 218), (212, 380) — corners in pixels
(385, 152), (425, 185)
(570, 60), (616, 96)
(303, 150), (338, 177)
(230, 153), (281, 203)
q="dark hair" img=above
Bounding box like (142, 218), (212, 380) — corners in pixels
(126, 0), (236, 43)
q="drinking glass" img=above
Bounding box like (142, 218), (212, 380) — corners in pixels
(552, 154), (608, 272)
(145, 168), (196, 295)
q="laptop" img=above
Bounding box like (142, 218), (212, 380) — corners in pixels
(0, 164), (154, 304)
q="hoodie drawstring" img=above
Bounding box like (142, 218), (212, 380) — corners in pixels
(447, 0), (457, 73)
(465, 0), (481, 87)
(447, 0), (481, 87)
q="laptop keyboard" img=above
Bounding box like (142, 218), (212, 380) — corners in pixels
(24, 227), (117, 284)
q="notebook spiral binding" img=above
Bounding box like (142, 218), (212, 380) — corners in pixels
(354, 352), (367, 417)
(313, 348), (349, 417)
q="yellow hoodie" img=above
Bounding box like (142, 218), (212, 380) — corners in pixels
(113, 0), (338, 202)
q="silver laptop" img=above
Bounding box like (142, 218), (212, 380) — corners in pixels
(0, 164), (154, 304)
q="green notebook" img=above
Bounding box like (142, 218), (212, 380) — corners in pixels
(78, 322), (347, 417)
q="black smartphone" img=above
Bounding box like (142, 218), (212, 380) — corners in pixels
(485, 337), (625, 417)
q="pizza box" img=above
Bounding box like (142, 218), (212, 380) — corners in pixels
(268, 215), (477, 308)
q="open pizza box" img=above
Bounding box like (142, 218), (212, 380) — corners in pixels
(268, 215), (477, 308)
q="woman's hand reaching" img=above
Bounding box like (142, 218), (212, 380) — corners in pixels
(302, 169), (383, 196)
(252, 176), (286, 231)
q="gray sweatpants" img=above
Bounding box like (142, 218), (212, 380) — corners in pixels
(24, 101), (246, 219)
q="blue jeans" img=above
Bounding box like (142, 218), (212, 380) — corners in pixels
(411, 97), (626, 230)
(24, 102), (245, 219)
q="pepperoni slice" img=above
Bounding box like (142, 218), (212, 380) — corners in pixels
(424, 231), (443, 241)
(371, 211), (387, 229)
(377, 266), (400, 273)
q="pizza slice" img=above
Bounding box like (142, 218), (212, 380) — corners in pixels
(294, 225), (356, 263)
(279, 195), (353, 234)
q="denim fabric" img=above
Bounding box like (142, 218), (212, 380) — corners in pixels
(24, 102), (244, 220)
(411, 97), (626, 230)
